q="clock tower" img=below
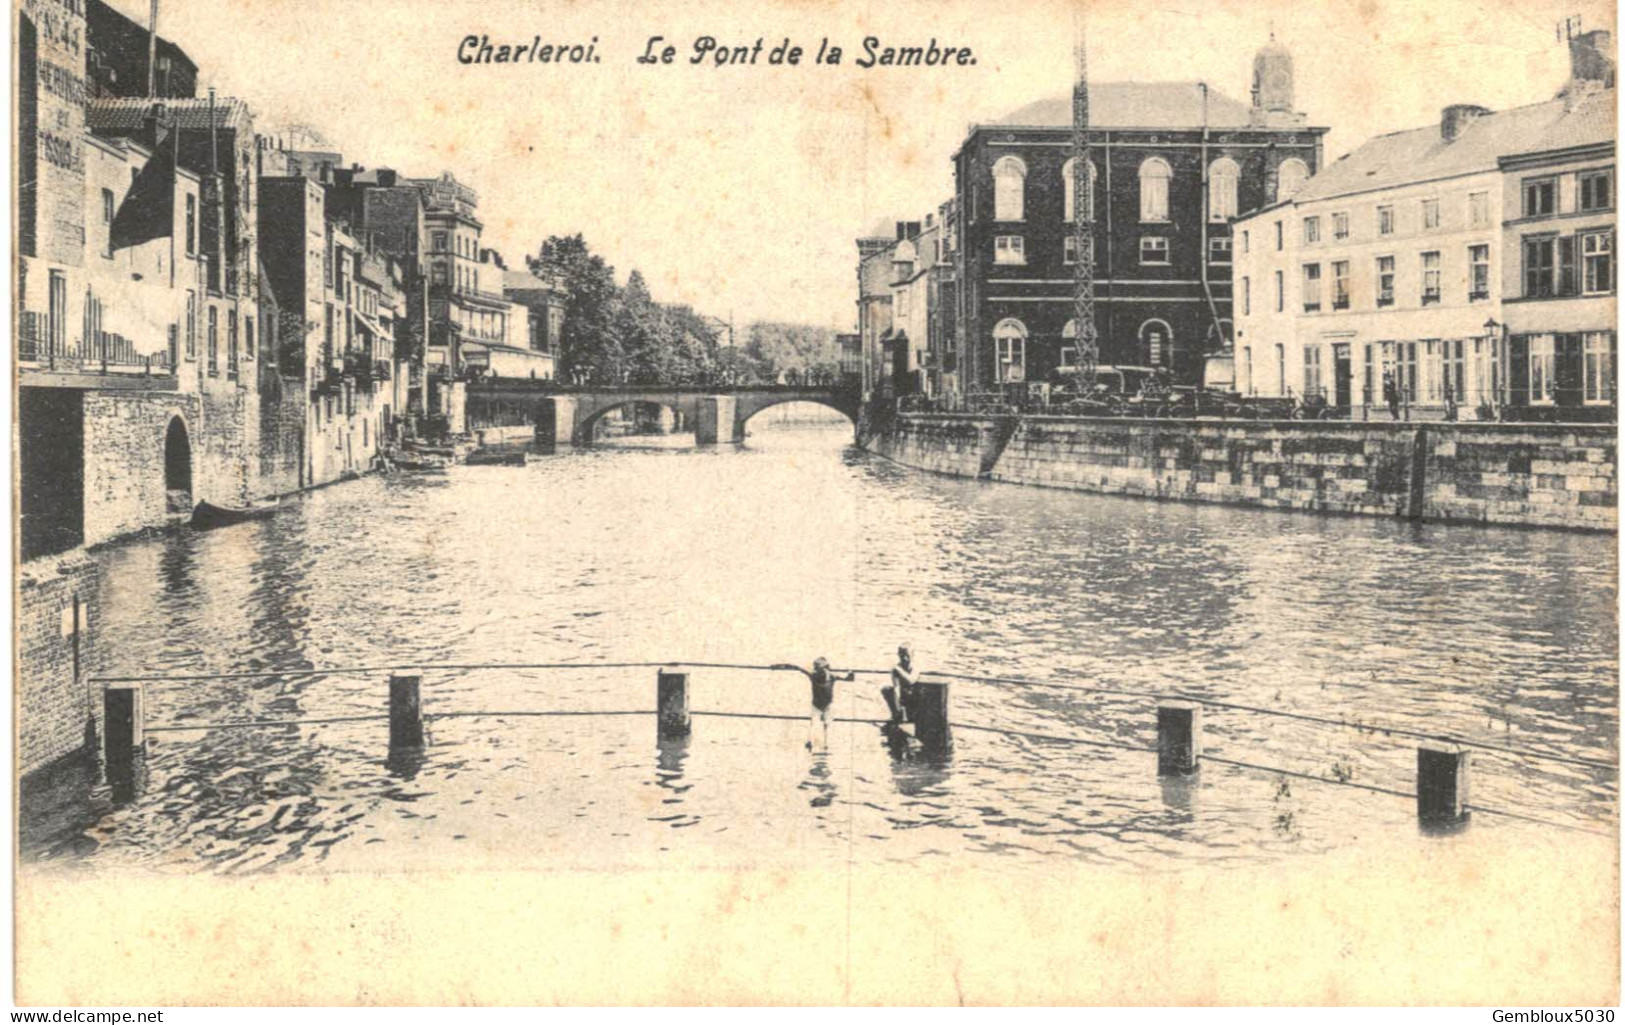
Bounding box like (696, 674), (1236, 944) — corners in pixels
(1251, 33), (1295, 114)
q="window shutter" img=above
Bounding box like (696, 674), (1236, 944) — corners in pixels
(1559, 235), (1578, 296)
(1508, 336), (1530, 407)
(1555, 333), (1584, 407)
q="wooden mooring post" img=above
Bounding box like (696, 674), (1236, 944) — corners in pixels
(658, 669), (690, 738)
(103, 683), (144, 787)
(910, 681), (952, 751)
(1157, 701), (1202, 776)
(1417, 743), (1470, 827)
(389, 674), (424, 751)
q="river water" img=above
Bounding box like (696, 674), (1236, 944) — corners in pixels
(20, 417), (1619, 874)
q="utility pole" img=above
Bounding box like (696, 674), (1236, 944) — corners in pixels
(1071, 13), (1099, 396)
(147, 0), (159, 98)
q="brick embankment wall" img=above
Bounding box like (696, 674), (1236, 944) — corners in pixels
(864, 414), (1617, 532)
(82, 392), (202, 547)
(16, 551), (102, 775)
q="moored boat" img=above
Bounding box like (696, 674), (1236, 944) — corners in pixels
(465, 449), (529, 466)
(190, 499), (281, 530)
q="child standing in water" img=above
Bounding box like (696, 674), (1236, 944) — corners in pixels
(776, 658), (854, 751)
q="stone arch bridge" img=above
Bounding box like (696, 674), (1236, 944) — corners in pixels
(465, 381), (863, 448)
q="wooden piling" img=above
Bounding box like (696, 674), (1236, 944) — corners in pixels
(1417, 743), (1470, 825)
(103, 683), (144, 784)
(389, 673), (424, 750)
(657, 669), (690, 738)
(911, 681), (952, 750)
(1157, 701), (1202, 776)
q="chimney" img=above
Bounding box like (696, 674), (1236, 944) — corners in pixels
(1570, 30), (1616, 87)
(1440, 104), (1492, 143)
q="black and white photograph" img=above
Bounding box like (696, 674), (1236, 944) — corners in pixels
(8, 0), (1620, 1006)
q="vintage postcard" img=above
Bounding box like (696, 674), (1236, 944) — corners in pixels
(10, 0), (1620, 1007)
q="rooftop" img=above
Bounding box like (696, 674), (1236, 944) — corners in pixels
(985, 82), (1256, 130)
(87, 95), (256, 133)
(1292, 87), (1615, 203)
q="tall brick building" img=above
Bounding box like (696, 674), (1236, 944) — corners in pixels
(950, 35), (1325, 396)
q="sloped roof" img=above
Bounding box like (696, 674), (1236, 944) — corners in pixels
(502, 269), (555, 292)
(987, 82), (1254, 129)
(1294, 88), (1615, 203)
(87, 96), (255, 132)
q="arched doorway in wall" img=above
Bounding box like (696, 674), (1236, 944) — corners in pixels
(1139, 319), (1174, 369)
(164, 416), (193, 514)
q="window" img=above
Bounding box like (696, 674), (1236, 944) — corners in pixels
(1275, 343), (1286, 394)
(1275, 221), (1284, 251)
(1523, 177), (1556, 218)
(207, 305), (219, 376)
(1580, 170), (1613, 212)
(1241, 346), (1253, 395)
(1523, 237), (1555, 297)
(1208, 236), (1232, 264)
(1421, 251), (1441, 305)
(1303, 345), (1323, 398)
(1583, 331), (1614, 403)
(101, 189), (114, 257)
(1208, 158), (1239, 221)
(992, 318), (1027, 383)
(432, 264), (448, 286)
(1242, 230), (1250, 254)
(1469, 244), (1490, 300)
(1468, 191), (1490, 228)
(433, 231), (448, 252)
(1529, 334), (1556, 403)
(1422, 198), (1440, 230)
(185, 193), (196, 256)
(185, 290), (196, 357)
(1277, 158), (1310, 200)
(245, 315), (255, 359)
(1242, 276), (1251, 316)
(1332, 212), (1349, 240)
(1140, 320), (1172, 367)
(1139, 158), (1171, 222)
(1332, 260), (1349, 309)
(1274, 270), (1284, 312)
(1398, 340), (1418, 402)
(1442, 339), (1465, 403)
(1063, 158), (1095, 222)
(1583, 231), (1613, 294)
(1302, 263), (1322, 312)
(1378, 205), (1395, 236)
(994, 235), (1026, 265)
(1063, 235), (1093, 265)
(1377, 256), (1395, 307)
(227, 313), (239, 377)
(895, 288), (909, 318)
(1060, 319), (1078, 368)
(1303, 216), (1320, 244)
(992, 156), (1026, 221)
(1140, 236), (1169, 265)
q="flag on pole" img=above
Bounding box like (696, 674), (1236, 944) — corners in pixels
(111, 126), (177, 251)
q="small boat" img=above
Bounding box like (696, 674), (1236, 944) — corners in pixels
(465, 449), (528, 467)
(393, 457), (449, 472)
(190, 499), (280, 529)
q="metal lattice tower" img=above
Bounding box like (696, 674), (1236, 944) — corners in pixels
(1071, 18), (1099, 392)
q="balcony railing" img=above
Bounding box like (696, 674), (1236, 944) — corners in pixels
(18, 312), (176, 377)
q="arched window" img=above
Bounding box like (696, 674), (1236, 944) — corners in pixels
(993, 318), (1027, 383)
(1062, 158), (1096, 222)
(992, 156), (1027, 222)
(1139, 319), (1173, 367)
(1209, 157), (1240, 222)
(1139, 158), (1172, 222)
(1060, 318), (1079, 369)
(1277, 158), (1310, 200)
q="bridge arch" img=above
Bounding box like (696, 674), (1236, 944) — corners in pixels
(574, 398), (691, 445)
(736, 395), (858, 433)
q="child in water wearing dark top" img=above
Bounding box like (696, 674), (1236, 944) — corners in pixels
(775, 657), (855, 751)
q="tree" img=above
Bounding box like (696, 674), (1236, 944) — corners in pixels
(530, 235), (624, 384)
(743, 321), (839, 383)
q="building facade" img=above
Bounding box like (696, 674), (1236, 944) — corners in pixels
(950, 37), (1325, 397)
(1232, 31), (1615, 421)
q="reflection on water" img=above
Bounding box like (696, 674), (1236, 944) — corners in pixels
(18, 420), (1619, 874)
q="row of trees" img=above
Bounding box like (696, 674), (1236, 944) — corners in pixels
(529, 234), (842, 387)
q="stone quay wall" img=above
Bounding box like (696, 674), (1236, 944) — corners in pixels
(17, 551), (102, 775)
(866, 414), (1616, 532)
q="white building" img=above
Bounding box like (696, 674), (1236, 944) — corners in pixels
(1232, 32), (1615, 420)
